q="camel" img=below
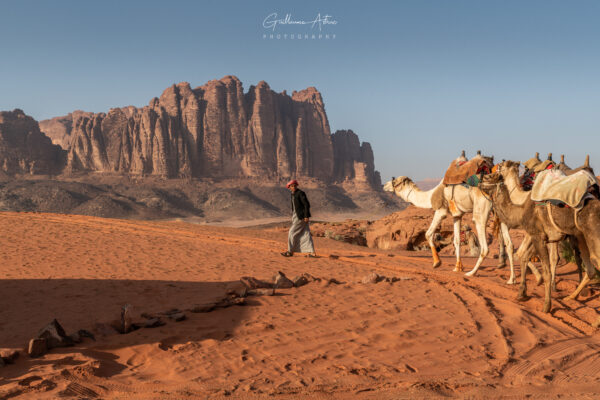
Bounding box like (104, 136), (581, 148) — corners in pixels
(500, 158), (594, 292)
(498, 161), (557, 288)
(384, 155), (517, 284)
(479, 171), (600, 313)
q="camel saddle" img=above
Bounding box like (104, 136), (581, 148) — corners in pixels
(443, 158), (490, 185)
(531, 169), (598, 208)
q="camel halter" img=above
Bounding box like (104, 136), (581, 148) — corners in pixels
(478, 181), (500, 203)
(392, 179), (414, 202)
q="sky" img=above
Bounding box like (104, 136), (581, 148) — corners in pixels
(1, 0), (599, 181)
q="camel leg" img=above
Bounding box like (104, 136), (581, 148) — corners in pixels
(549, 242), (559, 292)
(565, 273), (592, 301)
(528, 261), (543, 285)
(570, 236), (584, 283)
(465, 214), (490, 277)
(500, 223), (516, 284)
(532, 238), (552, 313)
(517, 243), (534, 302)
(517, 235), (543, 285)
(497, 226), (507, 268)
(565, 237), (599, 301)
(426, 208), (448, 268)
(452, 217), (463, 272)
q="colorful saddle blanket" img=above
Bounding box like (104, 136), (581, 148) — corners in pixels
(531, 169), (598, 208)
(443, 158), (490, 185)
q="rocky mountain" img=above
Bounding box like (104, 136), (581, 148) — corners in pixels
(0, 109), (66, 175)
(39, 110), (93, 150)
(332, 130), (381, 188)
(39, 76), (381, 188)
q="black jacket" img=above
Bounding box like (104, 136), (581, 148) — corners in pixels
(291, 189), (311, 220)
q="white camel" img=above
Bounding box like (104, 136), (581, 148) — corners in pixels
(383, 175), (518, 284)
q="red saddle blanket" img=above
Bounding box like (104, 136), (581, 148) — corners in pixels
(443, 159), (490, 185)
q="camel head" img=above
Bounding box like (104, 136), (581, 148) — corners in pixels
(479, 172), (504, 195)
(497, 160), (520, 177)
(383, 176), (413, 193)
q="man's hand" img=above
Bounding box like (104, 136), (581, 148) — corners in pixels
(303, 218), (309, 223)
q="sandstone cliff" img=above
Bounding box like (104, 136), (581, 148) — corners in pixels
(39, 110), (93, 149)
(0, 109), (66, 175)
(41, 76), (380, 188)
(332, 130), (381, 187)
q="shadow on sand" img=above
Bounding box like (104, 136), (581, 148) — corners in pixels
(0, 278), (255, 383)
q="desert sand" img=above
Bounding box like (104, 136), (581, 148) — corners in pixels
(2, 212), (600, 399)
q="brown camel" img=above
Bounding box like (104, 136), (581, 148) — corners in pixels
(501, 159), (590, 291)
(479, 171), (600, 313)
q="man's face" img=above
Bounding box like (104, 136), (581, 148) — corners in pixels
(289, 184), (297, 193)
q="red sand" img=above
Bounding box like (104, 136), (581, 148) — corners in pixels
(1, 212), (600, 399)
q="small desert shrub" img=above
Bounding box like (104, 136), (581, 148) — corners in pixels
(324, 230), (334, 239)
(561, 240), (576, 264)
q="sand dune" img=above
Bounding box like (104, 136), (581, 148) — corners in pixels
(1, 212), (600, 399)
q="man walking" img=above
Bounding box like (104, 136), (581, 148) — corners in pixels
(281, 180), (317, 257)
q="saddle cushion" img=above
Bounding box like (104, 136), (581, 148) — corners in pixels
(443, 158), (489, 185)
(523, 157), (541, 171)
(533, 160), (555, 173)
(531, 169), (598, 208)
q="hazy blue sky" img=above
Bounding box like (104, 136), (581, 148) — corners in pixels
(1, 0), (599, 180)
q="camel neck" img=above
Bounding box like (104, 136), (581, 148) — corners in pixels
(396, 182), (434, 209)
(491, 183), (527, 229)
(503, 168), (529, 205)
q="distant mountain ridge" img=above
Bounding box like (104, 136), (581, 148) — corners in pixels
(36, 76), (381, 189)
(0, 77), (403, 221)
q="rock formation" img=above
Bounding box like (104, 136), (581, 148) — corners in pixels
(366, 206), (455, 251)
(0, 109), (66, 175)
(40, 76), (380, 188)
(332, 130), (381, 187)
(39, 110), (93, 150)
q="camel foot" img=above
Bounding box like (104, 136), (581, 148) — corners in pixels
(432, 260), (442, 269)
(542, 303), (551, 313)
(516, 293), (529, 302)
(536, 276), (544, 286)
(464, 270), (476, 278)
(453, 261), (464, 273)
(506, 278), (516, 285)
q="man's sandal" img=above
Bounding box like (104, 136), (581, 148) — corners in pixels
(281, 251), (293, 257)
(307, 253), (318, 258)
